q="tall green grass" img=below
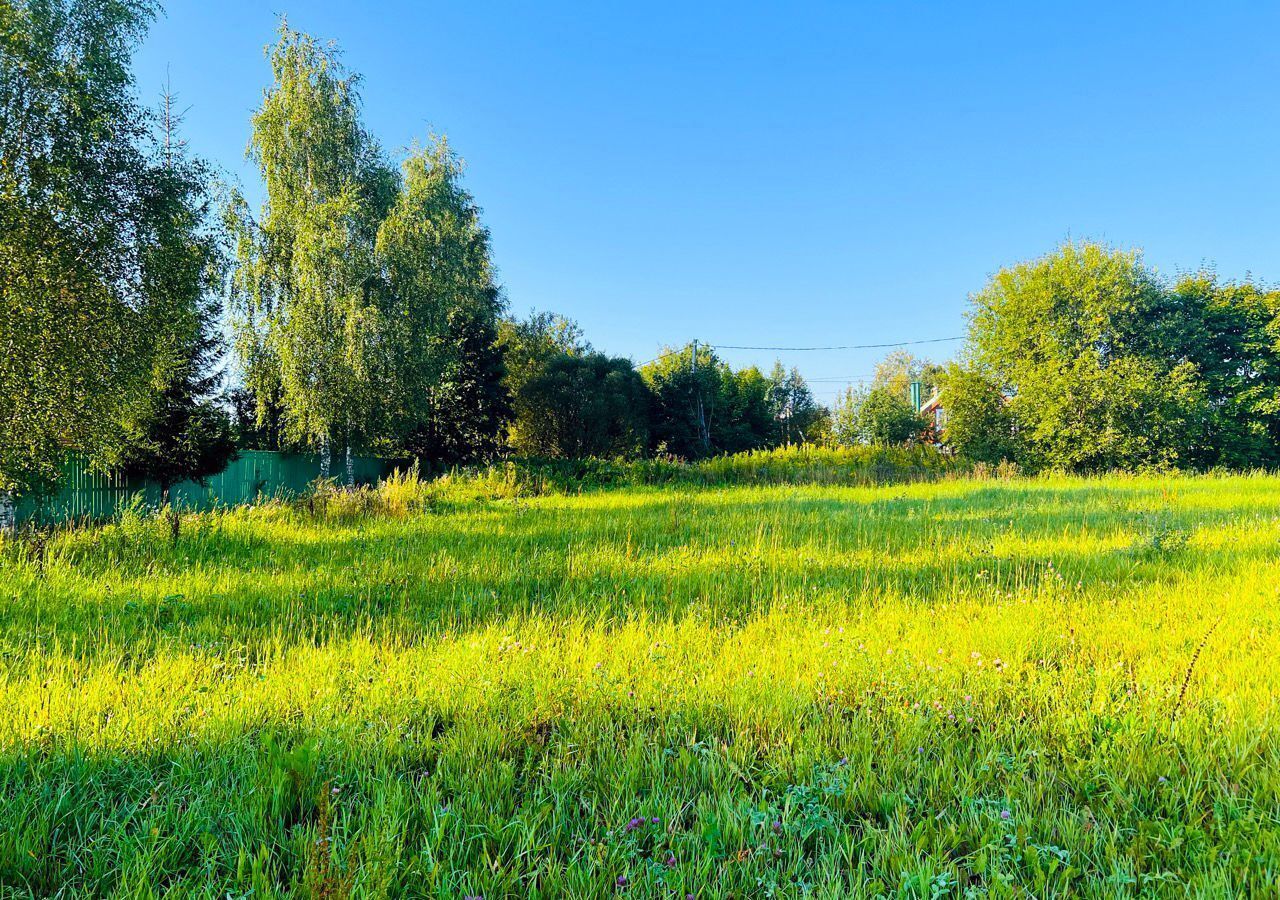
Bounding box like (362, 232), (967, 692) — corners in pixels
(418, 445), (970, 498)
(0, 469), (1277, 896)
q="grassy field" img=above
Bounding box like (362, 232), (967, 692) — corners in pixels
(1, 470), (1278, 897)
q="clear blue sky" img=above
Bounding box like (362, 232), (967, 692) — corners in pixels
(135, 1), (1280, 404)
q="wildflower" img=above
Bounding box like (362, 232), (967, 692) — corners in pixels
(626, 817), (645, 832)
(616, 875), (629, 888)
(1000, 809), (1011, 821)
(651, 816), (660, 824)
(664, 853), (677, 867)
(1158, 776), (1168, 784)
(772, 819), (782, 832)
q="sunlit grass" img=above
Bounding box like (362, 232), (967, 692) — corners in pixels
(1, 471), (1278, 896)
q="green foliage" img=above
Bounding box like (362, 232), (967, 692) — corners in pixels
(0, 0), (184, 494)
(117, 369), (237, 498)
(871, 349), (943, 401)
(828, 355), (935, 449)
(500, 310), (589, 376)
(400, 303), (509, 466)
(828, 386), (863, 447)
(499, 311), (590, 452)
(842, 385), (924, 446)
(516, 353), (650, 458)
(765, 362), (822, 445)
(716, 364), (774, 453)
(640, 346), (812, 458)
(1169, 274), (1280, 469)
(116, 93), (236, 496)
(376, 142), (508, 464)
(937, 362), (1021, 464)
(227, 23), (395, 453)
(968, 241), (1210, 472)
(229, 34), (506, 468)
(228, 384), (286, 451)
(464, 444), (961, 493)
(640, 343), (721, 457)
(499, 312), (648, 459)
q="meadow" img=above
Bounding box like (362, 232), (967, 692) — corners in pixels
(0, 466), (1277, 897)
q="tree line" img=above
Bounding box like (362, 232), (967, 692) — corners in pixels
(0, 3), (831, 523)
(825, 241), (1280, 476)
(5, 3), (1280, 526)
(939, 241), (1280, 473)
(496, 316), (827, 460)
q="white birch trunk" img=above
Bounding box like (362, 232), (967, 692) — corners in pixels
(319, 434), (331, 480)
(345, 443), (354, 486)
(0, 490), (14, 535)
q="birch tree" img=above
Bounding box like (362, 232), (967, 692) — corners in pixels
(227, 24), (396, 481)
(0, 0), (175, 524)
(375, 140), (507, 463)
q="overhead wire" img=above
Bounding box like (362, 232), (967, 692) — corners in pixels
(634, 335), (963, 368)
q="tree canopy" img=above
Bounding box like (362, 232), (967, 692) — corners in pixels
(228, 28), (506, 471)
(226, 24), (397, 467)
(376, 141), (508, 464)
(967, 242), (1211, 471)
(0, 0), (183, 495)
(115, 91), (236, 499)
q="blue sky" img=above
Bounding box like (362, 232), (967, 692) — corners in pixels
(134, 1), (1280, 404)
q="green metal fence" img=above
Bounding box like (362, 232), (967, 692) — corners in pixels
(14, 451), (397, 526)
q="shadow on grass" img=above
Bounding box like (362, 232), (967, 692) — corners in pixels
(0, 480), (1275, 656)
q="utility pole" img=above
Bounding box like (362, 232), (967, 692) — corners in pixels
(690, 339), (708, 451)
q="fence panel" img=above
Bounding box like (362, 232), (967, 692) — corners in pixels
(14, 451), (396, 526)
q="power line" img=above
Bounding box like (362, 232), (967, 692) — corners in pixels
(713, 336), (964, 352)
(635, 335), (964, 367)
(635, 348), (683, 368)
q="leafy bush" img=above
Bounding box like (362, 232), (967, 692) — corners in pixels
(441, 445), (967, 495)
